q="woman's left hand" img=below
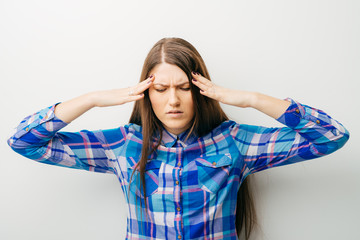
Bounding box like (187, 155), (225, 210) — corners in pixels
(191, 72), (255, 108)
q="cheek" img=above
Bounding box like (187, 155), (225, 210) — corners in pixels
(149, 92), (162, 113)
(186, 96), (195, 117)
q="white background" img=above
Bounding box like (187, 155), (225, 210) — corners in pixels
(0, 0), (359, 239)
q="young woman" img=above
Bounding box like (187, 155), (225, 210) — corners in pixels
(8, 37), (349, 240)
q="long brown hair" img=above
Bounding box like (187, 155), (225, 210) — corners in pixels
(128, 37), (256, 239)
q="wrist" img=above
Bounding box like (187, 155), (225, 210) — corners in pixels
(54, 93), (96, 124)
(246, 91), (260, 108)
(85, 91), (100, 108)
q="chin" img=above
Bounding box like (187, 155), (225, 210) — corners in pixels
(163, 123), (188, 134)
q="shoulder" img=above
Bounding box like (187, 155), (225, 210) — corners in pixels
(210, 120), (260, 139)
(96, 123), (142, 142)
(124, 123), (142, 133)
(202, 120), (237, 139)
(214, 120), (242, 132)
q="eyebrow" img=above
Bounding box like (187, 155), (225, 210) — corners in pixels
(153, 82), (190, 87)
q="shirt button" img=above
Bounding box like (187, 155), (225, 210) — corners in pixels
(335, 129), (340, 136)
(175, 181), (179, 185)
(316, 120), (320, 124)
(177, 162), (181, 167)
(212, 162), (217, 166)
(178, 235), (182, 239)
(25, 127), (29, 132)
(295, 109), (300, 114)
(177, 207), (181, 211)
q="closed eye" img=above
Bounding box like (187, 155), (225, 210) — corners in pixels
(154, 86), (190, 92)
(180, 87), (191, 91)
(155, 88), (166, 92)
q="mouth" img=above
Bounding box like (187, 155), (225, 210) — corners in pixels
(167, 110), (183, 114)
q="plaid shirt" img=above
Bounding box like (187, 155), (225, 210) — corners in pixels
(8, 98), (349, 239)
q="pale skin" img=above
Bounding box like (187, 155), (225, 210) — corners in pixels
(54, 68), (291, 129)
(190, 72), (291, 120)
(54, 76), (155, 123)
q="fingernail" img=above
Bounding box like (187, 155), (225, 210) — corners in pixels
(149, 74), (153, 79)
(196, 72), (200, 75)
(192, 71), (196, 75)
(147, 80), (152, 84)
(192, 78), (197, 82)
(200, 89), (204, 92)
(140, 93), (144, 96)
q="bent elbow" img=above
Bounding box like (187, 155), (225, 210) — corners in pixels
(337, 126), (350, 150)
(7, 135), (40, 159)
(8, 137), (27, 156)
(325, 126), (350, 155)
(7, 136), (19, 151)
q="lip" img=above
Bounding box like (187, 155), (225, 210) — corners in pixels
(166, 110), (183, 114)
(166, 110), (184, 118)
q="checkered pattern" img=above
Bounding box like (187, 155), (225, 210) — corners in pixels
(8, 98), (349, 239)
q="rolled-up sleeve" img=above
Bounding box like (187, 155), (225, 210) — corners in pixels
(230, 98), (350, 174)
(7, 104), (127, 174)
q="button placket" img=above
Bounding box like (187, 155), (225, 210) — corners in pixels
(174, 140), (184, 239)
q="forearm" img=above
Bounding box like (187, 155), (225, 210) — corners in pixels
(54, 77), (154, 123)
(248, 92), (291, 119)
(54, 92), (96, 123)
(190, 73), (291, 119)
(7, 98), (118, 174)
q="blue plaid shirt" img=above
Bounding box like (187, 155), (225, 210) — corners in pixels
(8, 98), (349, 239)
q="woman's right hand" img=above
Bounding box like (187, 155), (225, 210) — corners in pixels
(54, 75), (154, 123)
(92, 75), (154, 107)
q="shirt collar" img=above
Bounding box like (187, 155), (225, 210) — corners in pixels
(160, 127), (197, 148)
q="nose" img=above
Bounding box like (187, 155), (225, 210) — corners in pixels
(168, 88), (180, 107)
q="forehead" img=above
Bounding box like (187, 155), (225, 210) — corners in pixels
(150, 63), (189, 84)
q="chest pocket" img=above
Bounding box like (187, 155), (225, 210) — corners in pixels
(127, 160), (162, 199)
(195, 154), (232, 194)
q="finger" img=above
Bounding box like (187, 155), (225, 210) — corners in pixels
(191, 72), (219, 99)
(131, 75), (155, 96)
(128, 93), (145, 101)
(191, 78), (209, 91)
(191, 72), (213, 87)
(191, 76), (215, 93)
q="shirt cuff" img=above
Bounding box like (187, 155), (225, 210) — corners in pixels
(276, 98), (335, 129)
(13, 103), (69, 139)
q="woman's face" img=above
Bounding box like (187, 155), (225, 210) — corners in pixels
(148, 63), (194, 135)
